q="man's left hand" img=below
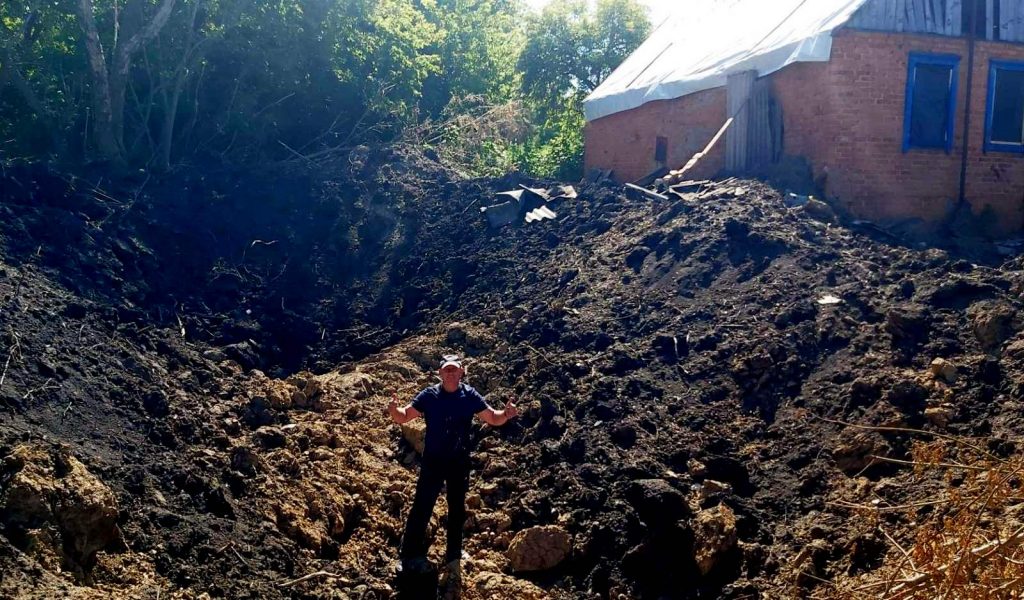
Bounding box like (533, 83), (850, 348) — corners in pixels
(504, 398), (519, 420)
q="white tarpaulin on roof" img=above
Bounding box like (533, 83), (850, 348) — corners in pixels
(584, 0), (870, 122)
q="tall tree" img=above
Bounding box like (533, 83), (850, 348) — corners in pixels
(420, 0), (526, 115)
(515, 0), (649, 179)
(519, 0), (649, 112)
(76, 0), (176, 164)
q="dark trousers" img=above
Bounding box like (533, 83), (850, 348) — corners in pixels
(400, 456), (471, 563)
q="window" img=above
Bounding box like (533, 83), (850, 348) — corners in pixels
(655, 136), (668, 164)
(984, 61), (1024, 153)
(903, 53), (960, 153)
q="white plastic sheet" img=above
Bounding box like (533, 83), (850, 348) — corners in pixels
(584, 0), (870, 122)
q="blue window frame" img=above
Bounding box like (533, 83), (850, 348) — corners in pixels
(984, 60), (1024, 153)
(903, 53), (960, 153)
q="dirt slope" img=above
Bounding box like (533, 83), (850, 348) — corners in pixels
(2, 151), (1024, 599)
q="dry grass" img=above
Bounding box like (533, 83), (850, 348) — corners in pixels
(827, 439), (1024, 599)
(403, 95), (530, 177)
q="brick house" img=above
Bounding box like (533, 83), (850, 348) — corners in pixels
(583, 0), (1024, 234)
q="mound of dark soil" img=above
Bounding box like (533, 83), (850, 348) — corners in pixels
(2, 151), (1024, 599)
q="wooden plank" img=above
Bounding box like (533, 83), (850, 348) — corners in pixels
(726, 71), (755, 173)
(896, 0), (907, 31)
(1003, 0), (1011, 39)
(1012, 0), (1021, 41)
(923, 0), (935, 32)
(624, 183), (668, 201)
(1007, 0), (1014, 40)
(950, 0), (962, 36)
(857, 0), (875, 28)
(874, 0), (887, 28)
(1003, 0), (1022, 42)
(848, 0), (866, 27)
(986, 0), (994, 39)
(1011, 0), (1018, 41)
(748, 78), (771, 169)
(851, 0), (882, 29)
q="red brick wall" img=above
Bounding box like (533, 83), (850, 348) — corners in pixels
(584, 29), (1024, 234)
(583, 87), (727, 183)
(772, 29), (1024, 232)
(964, 41), (1024, 231)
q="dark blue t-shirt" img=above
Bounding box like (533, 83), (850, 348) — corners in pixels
(411, 383), (489, 458)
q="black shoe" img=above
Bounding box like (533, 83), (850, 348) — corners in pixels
(439, 559), (462, 599)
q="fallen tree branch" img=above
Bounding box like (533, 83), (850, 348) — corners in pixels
(277, 571), (350, 588)
(867, 455), (988, 472)
(22, 378), (57, 401)
(813, 415), (1003, 463)
(0, 331), (22, 390)
(826, 497), (950, 512)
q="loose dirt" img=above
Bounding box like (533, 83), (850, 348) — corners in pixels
(2, 150), (1024, 599)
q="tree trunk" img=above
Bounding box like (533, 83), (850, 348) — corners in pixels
(158, 1), (200, 171)
(109, 0), (177, 157)
(76, 0), (177, 164)
(158, 70), (186, 171)
(76, 0), (121, 163)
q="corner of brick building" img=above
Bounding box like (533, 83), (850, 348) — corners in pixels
(584, 28), (1024, 235)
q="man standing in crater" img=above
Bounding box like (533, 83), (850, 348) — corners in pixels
(388, 354), (519, 585)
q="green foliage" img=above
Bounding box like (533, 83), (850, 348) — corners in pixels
(420, 0), (526, 114)
(0, 0), (86, 155)
(519, 0), (649, 113)
(516, 0), (649, 180)
(521, 95), (585, 180)
(0, 0), (645, 179)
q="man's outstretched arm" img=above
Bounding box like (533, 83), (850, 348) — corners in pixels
(388, 392), (422, 424)
(476, 398), (519, 427)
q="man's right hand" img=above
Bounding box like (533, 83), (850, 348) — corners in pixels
(388, 392), (402, 423)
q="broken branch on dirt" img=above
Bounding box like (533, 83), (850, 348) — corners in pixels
(216, 541), (251, 570)
(0, 330), (22, 390)
(814, 416), (1003, 463)
(866, 455), (988, 472)
(277, 570), (351, 588)
(22, 378), (57, 401)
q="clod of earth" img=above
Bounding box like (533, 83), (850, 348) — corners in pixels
(692, 503), (738, 576)
(506, 525), (572, 572)
(0, 445), (121, 577)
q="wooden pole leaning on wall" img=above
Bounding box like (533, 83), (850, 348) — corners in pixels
(656, 117), (733, 186)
